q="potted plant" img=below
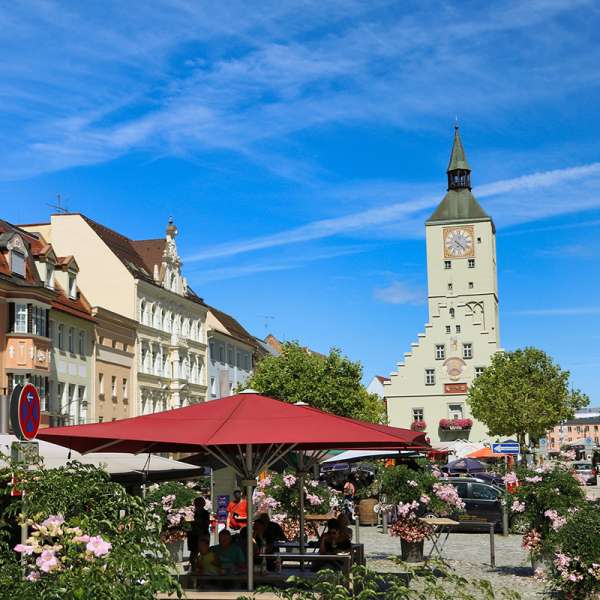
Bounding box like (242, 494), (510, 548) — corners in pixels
(439, 418), (473, 431)
(410, 420), (427, 432)
(379, 465), (465, 562)
(145, 481), (199, 561)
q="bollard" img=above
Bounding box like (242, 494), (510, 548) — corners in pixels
(502, 503), (509, 537)
(354, 514), (360, 544)
(382, 510), (388, 534)
(489, 523), (496, 568)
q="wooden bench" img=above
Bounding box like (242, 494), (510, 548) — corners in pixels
(260, 552), (352, 576)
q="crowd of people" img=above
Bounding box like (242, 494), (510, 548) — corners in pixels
(186, 486), (356, 579)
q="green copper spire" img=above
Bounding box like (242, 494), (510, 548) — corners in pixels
(447, 125), (471, 172)
(427, 125), (492, 226)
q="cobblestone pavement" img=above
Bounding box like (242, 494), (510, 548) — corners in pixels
(359, 525), (547, 599)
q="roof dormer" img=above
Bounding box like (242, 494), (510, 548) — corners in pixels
(0, 232), (28, 278)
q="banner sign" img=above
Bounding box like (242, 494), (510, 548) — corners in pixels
(10, 383), (41, 441)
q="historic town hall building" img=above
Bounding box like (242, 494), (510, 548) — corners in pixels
(384, 128), (502, 443)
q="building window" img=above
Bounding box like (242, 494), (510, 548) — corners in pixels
(449, 308), (455, 318)
(463, 343), (473, 359)
(218, 346), (225, 362)
(122, 378), (128, 402)
(468, 259), (475, 268)
(98, 373), (104, 397)
(111, 376), (117, 399)
(14, 303), (28, 333)
(444, 261), (451, 270)
(46, 265), (55, 288)
(468, 282), (474, 289)
(425, 369), (435, 385)
(32, 306), (47, 336)
(227, 347), (234, 365)
(456, 325), (461, 333)
(412, 408), (424, 422)
(448, 403), (464, 420)
(447, 283), (453, 291)
(477, 237), (481, 243)
(435, 344), (445, 360)
(445, 325), (451, 334)
(48, 320), (54, 342)
(68, 327), (74, 353)
(475, 366), (485, 378)
(78, 331), (85, 355)
(11, 250), (26, 277)
(68, 273), (77, 299)
(98, 416), (104, 423)
(210, 377), (216, 397)
(57, 324), (64, 350)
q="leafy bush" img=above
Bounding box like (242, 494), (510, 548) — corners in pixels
(144, 480), (199, 542)
(0, 459), (180, 600)
(546, 503), (600, 598)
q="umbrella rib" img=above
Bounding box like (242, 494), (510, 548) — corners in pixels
(82, 439), (124, 454)
(201, 445), (244, 478)
(260, 443), (297, 473)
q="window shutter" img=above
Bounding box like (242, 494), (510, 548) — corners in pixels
(8, 303), (14, 332)
(27, 304), (33, 334)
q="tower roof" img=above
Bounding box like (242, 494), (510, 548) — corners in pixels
(427, 126), (492, 226)
(447, 125), (470, 172)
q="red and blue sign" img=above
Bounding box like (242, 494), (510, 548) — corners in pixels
(10, 383), (41, 441)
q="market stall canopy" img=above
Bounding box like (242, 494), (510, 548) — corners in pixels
(466, 447), (507, 459)
(321, 449), (415, 463)
(0, 434), (203, 484)
(442, 457), (486, 473)
(37, 393), (427, 456)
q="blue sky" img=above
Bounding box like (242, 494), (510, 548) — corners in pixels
(1, 1), (600, 403)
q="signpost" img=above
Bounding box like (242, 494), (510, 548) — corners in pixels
(491, 441), (520, 455)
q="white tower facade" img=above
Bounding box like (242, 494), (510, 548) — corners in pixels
(384, 128), (502, 444)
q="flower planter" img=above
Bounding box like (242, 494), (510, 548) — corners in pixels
(401, 539), (424, 563)
(358, 499), (378, 526)
(167, 539), (184, 563)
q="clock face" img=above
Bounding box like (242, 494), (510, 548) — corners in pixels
(444, 226), (474, 258)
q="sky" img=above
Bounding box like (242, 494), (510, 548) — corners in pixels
(1, 1), (600, 404)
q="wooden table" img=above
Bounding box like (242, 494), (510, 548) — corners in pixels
(259, 552), (353, 576)
(275, 541), (365, 566)
(304, 513), (335, 538)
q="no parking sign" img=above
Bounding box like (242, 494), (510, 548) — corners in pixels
(10, 383), (41, 441)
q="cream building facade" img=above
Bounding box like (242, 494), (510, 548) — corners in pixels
(22, 214), (208, 418)
(384, 128), (502, 443)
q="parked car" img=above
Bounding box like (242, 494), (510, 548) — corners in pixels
(571, 461), (598, 486)
(446, 477), (507, 531)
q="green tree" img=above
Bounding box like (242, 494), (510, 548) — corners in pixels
(245, 342), (386, 423)
(467, 347), (588, 458)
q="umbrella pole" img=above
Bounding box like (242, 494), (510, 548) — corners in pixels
(246, 444), (254, 592)
(299, 453), (305, 557)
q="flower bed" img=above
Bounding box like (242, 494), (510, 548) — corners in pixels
(438, 418), (473, 430)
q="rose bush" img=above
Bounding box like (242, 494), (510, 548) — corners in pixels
(379, 465), (465, 543)
(0, 458), (179, 600)
(144, 480), (199, 543)
(254, 471), (340, 540)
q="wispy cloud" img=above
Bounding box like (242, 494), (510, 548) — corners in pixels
(0, 0), (598, 180)
(373, 281), (424, 305)
(513, 307), (600, 317)
(185, 160), (600, 262)
(188, 245), (369, 283)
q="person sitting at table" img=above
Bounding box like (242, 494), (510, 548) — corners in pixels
(195, 535), (221, 576)
(235, 522), (264, 564)
(211, 530), (245, 575)
(257, 513), (286, 549)
(226, 489), (247, 531)
(188, 496), (211, 572)
(316, 518), (351, 571)
(336, 514), (353, 543)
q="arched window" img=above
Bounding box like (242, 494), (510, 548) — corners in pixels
(140, 301), (147, 323)
(449, 308), (455, 318)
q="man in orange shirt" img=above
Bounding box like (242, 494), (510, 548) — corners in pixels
(226, 489), (247, 531)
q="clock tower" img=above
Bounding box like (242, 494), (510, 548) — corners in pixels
(384, 127), (501, 443)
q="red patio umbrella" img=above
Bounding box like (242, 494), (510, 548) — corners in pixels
(38, 392), (427, 590)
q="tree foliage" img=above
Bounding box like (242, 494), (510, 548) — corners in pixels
(467, 348), (588, 453)
(245, 342), (385, 423)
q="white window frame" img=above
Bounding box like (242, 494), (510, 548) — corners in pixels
(468, 258), (475, 268)
(444, 260), (451, 270)
(425, 369), (435, 386)
(448, 403), (464, 420)
(11, 250), (26, 277)
(463, 342), (473, 360)
(435, 344), (445, 360)
(412, 408), (424, 421)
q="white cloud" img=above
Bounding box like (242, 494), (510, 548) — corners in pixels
(373, 281), (424, 305)
(512, 307), (600, 317)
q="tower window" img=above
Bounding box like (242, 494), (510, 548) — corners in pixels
(425, 369), (435, 386)
(463, 343), (473, 359)
(477, 237), (482, 243)
(412, 408), (424, 422)
(445, 326), (451, 334)
(444, 261), (451, 270)
(468, 259), (475, 268)
(447, 283), (453, 291)
(468, 282), (474, 289)
(449, 308), (455, 318)
(475, 366), (485, 378)
(456, 325), (461, 333)
(435, 344), (445, 360)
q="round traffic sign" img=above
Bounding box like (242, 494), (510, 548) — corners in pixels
(10, 383), (41, 441)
